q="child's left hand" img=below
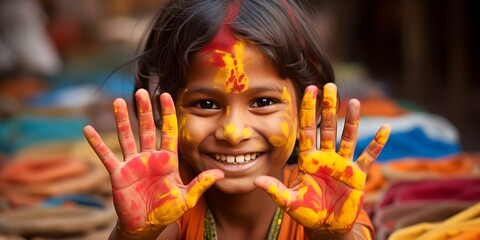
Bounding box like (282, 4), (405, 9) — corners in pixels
(255, 83), (390, 235)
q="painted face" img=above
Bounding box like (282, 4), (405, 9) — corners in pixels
(177, 40), (298, 193)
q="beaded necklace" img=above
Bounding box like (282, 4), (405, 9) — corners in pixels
(204, 207), (283, 240)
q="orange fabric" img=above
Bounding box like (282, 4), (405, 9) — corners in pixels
(385, 153), (478, 177)
(176, 164), (374, 239)
(338, 97), (408, 118)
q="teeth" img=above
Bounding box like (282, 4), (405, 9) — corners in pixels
(213, 153), (259, 164)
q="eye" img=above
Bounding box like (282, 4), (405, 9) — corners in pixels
(251, 98), (275, 108)
(195, 100), (219, 109)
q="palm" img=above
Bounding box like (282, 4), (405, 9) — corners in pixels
(256, 84), (390, 233)
(109, 151), (184, 231)
(84, 90), (223, 232)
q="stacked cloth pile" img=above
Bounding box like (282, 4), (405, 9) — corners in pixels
(339, 96), (480, 240)
(0, 136), (121, 239)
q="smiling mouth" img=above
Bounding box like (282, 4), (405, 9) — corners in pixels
(212, 153), (260, 164)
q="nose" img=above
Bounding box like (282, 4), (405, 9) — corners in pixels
(215, 109), (252, 145)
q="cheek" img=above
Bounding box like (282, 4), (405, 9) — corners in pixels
(267, 87), (298, 160)
(178, 116), (193, 146)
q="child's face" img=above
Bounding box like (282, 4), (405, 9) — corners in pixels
(177, 40), (299, 193)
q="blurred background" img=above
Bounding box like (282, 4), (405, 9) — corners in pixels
(0, 0), (479, 239)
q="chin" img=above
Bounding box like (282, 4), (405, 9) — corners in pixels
(213, 177), (258, 194)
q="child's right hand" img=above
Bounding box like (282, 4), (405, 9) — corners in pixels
(84, 89), (224, 233)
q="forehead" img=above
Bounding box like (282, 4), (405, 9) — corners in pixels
(189, 41), (280, 87)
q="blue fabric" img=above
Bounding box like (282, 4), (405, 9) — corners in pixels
(0, 115), (87, 154)
(352, 127), (461, 162)
(42, 194), (105, 209)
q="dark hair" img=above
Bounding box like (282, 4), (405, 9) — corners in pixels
(134, 0), (334, 126)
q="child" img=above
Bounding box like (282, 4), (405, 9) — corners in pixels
(84, 0), (391, 239)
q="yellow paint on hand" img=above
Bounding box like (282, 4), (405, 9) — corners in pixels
(375, 127), (391, 145)
(339, 141), (353, 156)
(301, 151), (366, 190)
(141, 155), (149, 166)
(320, 140), (335, 151)
(322, 84), (337, 108)
(266, 185), (291, 208)
(147, 188), (185, 226)
(290, 207), (327, 229)
(162, 115), (178, 137)
(299, 131), (313, 151)
(326, 190), (361, 230)
(185, 173), (216, 208)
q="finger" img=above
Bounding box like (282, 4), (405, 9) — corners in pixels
(356, 124), (391, 172)
(298, 85), (318, 152)
(113, 98), (138, 159)
(319, 83), (338, 151)
(159, 93), (178, 153)
(185, 169), (224, 209)
(338, 99), (360, 159)
(254, 176), (292, 211)
(84, 125), (119, 174)
(135, 89), (157, 152)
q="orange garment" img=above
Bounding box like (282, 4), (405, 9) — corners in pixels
(176, 164), (374, 239)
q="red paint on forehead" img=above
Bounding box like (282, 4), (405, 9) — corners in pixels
(202, 1), (242, 66)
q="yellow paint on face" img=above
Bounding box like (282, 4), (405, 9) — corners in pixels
(224, 122), (238, 140)
(225, 106), (231, 116)
(212, 40), (250, 93)
(267, 86), (298, 160)
(178, 115), (193, 145)
(242, 128), (252, 138)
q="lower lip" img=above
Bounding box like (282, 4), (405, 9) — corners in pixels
(210, 155), (262, 174)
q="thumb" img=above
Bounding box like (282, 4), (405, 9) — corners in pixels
(185, 169), (224, 208)
(254, 176), (292, 210)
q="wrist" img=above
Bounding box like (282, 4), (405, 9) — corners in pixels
(110, 221), (166, 240)
(305, 228), (354, 240)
